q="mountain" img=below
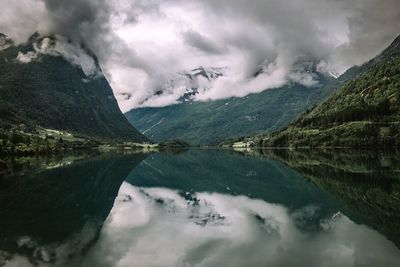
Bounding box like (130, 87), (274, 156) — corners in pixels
(0, 33), (13, 50)
(0, 33), (148, 142)
(125, 65), (338, 145)
(148, 66), (225, 103)
(255, 34), (400, 148)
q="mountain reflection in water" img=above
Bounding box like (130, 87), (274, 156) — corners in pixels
(0, 153), (146, 266)
(1, 149), (400, 267)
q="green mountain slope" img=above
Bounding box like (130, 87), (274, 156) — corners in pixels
(126, 73), (338, 145)
(255, 34), (400, 148)
(0, 34), (148, 142)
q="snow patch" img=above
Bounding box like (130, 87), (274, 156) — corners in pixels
(138, 66), (226, 108)
(16, 51), (38, 63)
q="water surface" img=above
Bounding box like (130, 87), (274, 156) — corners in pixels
(1, 149), (400, 267)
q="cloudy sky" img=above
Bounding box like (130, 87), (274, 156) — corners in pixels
(1, 0), (399, 112)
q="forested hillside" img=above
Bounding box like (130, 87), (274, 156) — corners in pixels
(126, 71), (337, 145)
(0, 33), (148, 143)
(254, 34), (400, 148)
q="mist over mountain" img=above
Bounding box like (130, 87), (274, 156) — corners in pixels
(249, 34), (400, 148)
(125, 63), (337, 145)
(0, 0), (399, 147)
(1, 0), (400, 112)
(1, 2), (400, 266)
(137, 66), (226, 108)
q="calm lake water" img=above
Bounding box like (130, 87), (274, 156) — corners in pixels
(1, 149), (400, 267)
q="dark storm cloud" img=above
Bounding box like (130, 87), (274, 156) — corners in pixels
(0, 0), (399, 110)
(41, 0), (109, 37)
(337, 0), (400, 67)
(0, 0), (48, 43)
(37, 0), (164, 94)
(198, 0), (400, 70)
(38, 0), (130, 60)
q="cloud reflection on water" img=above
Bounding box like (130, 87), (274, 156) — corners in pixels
(81, 183), (400, 267)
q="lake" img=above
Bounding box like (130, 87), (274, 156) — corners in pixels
(1, 149), (400, 267)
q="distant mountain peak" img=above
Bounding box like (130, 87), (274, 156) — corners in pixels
(0, 33), (13, 51)
(10, 32), (103, 78)
(143, 60), (334, 107)
(151, 66), (226, 103)
(182, 66), (225, 81)
(28, 31), (41, 43)
(255, 59), (334, 88)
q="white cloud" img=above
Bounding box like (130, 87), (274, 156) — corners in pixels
(4, 182), (400, 266)
(76, 183), (400, 267)
(16, 51), (38, 63)
(1, 0), (399, 111)
(14, 36), (101, 77)
(39, 37), (101, 77)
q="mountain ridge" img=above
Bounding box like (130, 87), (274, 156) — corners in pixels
(0, 33), (148, 142)
(243, 34), (400, 148)
(126, 63), (338, 145)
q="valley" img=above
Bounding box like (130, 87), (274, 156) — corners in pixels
(1, 2), (400, 266)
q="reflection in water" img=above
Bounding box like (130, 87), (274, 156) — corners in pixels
(127, 150), (343, 214)
(0, 153), (146, 266)
(74, 183), (400, 267)
(1, 149), (400, 267)
(262, 149), (400, 247)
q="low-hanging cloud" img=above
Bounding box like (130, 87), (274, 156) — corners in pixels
(0, 0), (399, 111)
(16, 36), (102, 77)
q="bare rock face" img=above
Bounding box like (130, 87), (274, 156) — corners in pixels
(0, 33), (13, 51)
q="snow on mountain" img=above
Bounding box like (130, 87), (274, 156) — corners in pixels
(153, 66), (226, 103)
(141, 60), (334, 108)
(328, 71), (339, 79)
